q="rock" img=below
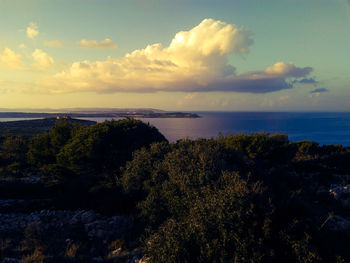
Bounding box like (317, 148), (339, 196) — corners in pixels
(96, 229), (107, 239)
(0, 209), (134, 243)
(131, 256), (141, 263)
(2, 258), (19, 263)
(69, 210), (83, 224)
(81, 211), (98, 224)
(91, 256), (104, 262)
(329, 184), (350, 200)
(326, 215), (350, 232)
(330, 184), (350, 209)
(128, 248), (143, 263)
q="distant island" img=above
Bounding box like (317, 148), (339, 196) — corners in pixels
(0, 108), (200, 119)
(0, 108), (199, 137)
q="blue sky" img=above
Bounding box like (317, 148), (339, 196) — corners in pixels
(0, 0), (349, 111)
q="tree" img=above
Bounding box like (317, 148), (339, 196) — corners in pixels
(1, 135), (28, 163)
(219, 132), (294, 163)
(57, 118), (167, 184)
(27, 120), (81, 167)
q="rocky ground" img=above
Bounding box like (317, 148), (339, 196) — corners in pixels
(0, 174), (145, 263)
(0, 210), (134, 240)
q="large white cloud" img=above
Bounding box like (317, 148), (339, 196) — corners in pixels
(39, 18), (313, 94)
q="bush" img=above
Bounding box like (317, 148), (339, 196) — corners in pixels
(27, 120), (80, 167)
(145, 172), (275, 263)
(121, 135), (345, 262)
(57, 118), (167, 182)
(1, 135), (28, 164)
(219, 132), (294, 163)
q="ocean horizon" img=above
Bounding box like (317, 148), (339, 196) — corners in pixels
(1, 111), (349, 146)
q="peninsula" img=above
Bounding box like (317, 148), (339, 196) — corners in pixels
(0, 108), (200, 119)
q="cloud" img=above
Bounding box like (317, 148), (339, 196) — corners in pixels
(44, 40), (63, 47)
(184, 93), (200, 100)
(26, 22), (39, 39)
(294, 77), (318, 84)
(310, 88), (329, 94)
(32, 49), (55, 69)
(214, 62), (312, 93)
(264, 62), (312, 77)
(38, 18), (313, 94)
(177, 93), (204, 106)
(0, 48), (23, 69)
(79, 38), (117, 49)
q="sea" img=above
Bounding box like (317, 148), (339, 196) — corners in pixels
(1, 112), (350, 146)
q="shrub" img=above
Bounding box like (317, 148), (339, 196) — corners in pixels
(57, 119), (167, 182)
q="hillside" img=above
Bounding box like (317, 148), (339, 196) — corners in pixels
(0, 118), (96, 137)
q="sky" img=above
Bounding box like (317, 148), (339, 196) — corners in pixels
(0, 0), (349, 111)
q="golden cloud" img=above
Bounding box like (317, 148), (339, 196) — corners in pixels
(38, 19), (313, 94)
(0, 48), (23, 69)
(32, 49), (55, 69)
(26, 22), (39, 39)
(44, 40), (63, 47)
(79, 38), (117, 49)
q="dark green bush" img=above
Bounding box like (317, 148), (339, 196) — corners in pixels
(57, 118), (167, 182)
(120, 134), (348, 262)
(218, 132), (294, 163)
(27, 120), (80, 166)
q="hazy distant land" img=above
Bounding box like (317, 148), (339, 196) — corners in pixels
(0, 108), (200, 119)
(0, 109), (199, 136)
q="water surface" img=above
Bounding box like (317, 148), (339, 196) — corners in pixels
(80, 112), (350, 146)
(1, 112), (349, 145)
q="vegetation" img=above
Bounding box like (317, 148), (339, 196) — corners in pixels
(0, 117), (95, 137)
(0, 118), (350, 262)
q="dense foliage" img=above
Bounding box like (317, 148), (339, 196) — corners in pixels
(0, 118), (350, 262)
(121, 137), (350, 263)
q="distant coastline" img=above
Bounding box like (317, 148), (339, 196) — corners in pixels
(0, 111), (200, 119)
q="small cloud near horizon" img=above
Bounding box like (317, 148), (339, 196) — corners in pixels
(79, 38), (117, 49)
(45, 40), (63, 47)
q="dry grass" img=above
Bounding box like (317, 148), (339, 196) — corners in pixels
(20, 248), (46, 263)
(65, 243), (80, 259)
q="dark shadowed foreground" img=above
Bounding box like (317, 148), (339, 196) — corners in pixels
(0, 118), (350, 262)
